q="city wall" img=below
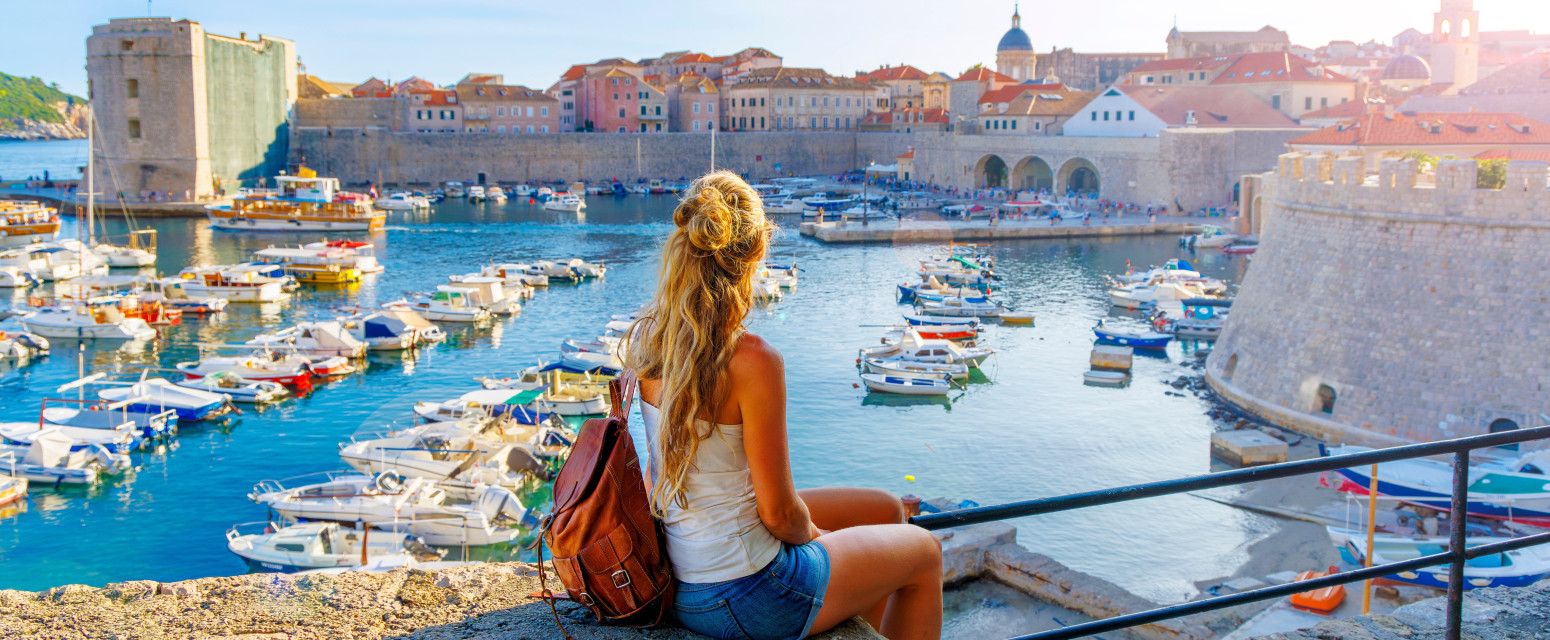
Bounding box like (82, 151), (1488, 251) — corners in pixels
(292, 127), (1302, 211)
(1206, 152), (1550, 447)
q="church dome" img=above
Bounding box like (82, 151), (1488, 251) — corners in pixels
(998, 7), (1033, 51)
(1382, 55), (1432, 81)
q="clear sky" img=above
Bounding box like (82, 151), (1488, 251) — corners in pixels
(7, 0), (1550, 96)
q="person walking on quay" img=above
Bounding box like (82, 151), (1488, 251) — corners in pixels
(624, 171), (943, 640)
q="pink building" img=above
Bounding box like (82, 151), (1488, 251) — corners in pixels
(456, 74), (559, 134)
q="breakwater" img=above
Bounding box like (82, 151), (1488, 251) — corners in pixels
(799, 218), (1194, 244)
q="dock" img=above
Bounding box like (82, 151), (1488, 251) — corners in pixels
(2, 183), (224, 218)
(798, 217), (1198, 244)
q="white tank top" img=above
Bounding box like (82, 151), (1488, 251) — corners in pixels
(640, 397), (782, 584)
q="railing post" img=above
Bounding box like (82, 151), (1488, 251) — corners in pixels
(1446, 450), (1469, 640)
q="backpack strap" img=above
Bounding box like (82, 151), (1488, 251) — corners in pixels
(610, 370), (638, 421)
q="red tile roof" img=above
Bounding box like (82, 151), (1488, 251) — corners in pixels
(861, 112), (892, 124)
(408, 89), (458, 106)
(954, 67), (1016, 83)
(978, 84), (1065, 105)
(1212, 52), (1353, 85)
(559, 64), (587, 82)
(897, 150), (915, 159)
(895, 107), (949, 123)
(677, 53), (715, 63)
(1474, 148), (1550, 162)
(862, 65), (928, 81)
(1121, 85), (1299, 128)
(1290, 112), (1550, 146)
(1299, 99), (1367, 120)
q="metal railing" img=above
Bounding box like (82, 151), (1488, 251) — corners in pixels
(909, 425), (1550, 640)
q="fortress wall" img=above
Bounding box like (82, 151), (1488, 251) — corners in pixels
(1206, 152), (1550, 447)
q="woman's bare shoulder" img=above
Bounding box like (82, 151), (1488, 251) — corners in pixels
(728, 333), (783, 379)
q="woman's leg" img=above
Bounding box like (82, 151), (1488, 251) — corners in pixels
(799, 487), (909, 627)
(809, 524), (942, 640)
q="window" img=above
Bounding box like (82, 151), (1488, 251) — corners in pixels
(612, 78), (618, 86)
(844, 117), (850, 128)
(528, 126), (534, 133)
(693, 102), (701, 114)
(120, 40), (134, 51)
(641, 106), (648, 116)
(1305, 97), (1312, 110)
(1272, 95), (1281, 110)
(126, 79), (138, 98)
(1103, 111), (1110, 121)
(618, 108), (626, 118)
(823, 97), (829, 107)
(497, 125), (505, 133)
(541, 106), (548, 116)
(1035, 122), (1041, 131)
(1011, 120), (1017, 130)
(1489, 419), (1521, 451)
(787, 117), (793, 128)
(694, 120), (701, 131)
(1129, 111), (1134, 121)
(1315, 384), (1337, 415)
(708, 103), (715, 113)
(1321, 98), (1329, 108)
(760, 98), (765, 107)
(127, 118), (141, 139)
(810, 117), (816, 128)
(823, 116), (830, 127)
(760, 117), (765, 128)
(1223, 354), (1238, 381)
(542, 125), (549, 133)
(497, 107), (506, 116)
(1091, 112), (1097, 121)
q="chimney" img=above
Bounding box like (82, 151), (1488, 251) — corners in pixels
(1383, 102), (1395, 119)
(239, 31), (246, 40)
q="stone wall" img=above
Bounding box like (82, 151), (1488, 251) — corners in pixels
(204, 34), (293, 189)
(1207, 152), (1550, 446)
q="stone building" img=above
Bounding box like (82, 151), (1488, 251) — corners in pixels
(1165, 25), (1290, 59)
(1033, 49), (1163, 91)
(975, 85), (1095, 138)
(1285, 110), (1550, 170)
(857, 65), (931, 109)
(1064, 85), (1297, 138)
(404, 89), (461, 133)
(721, 67), (882, 131)
(663, 72), (719, 133)
(1208, 152), (1550, 448)
(1430, 0), (1480, 92)
(995, 7), (1036, 82)
(87, 17), (296, 199)
(857, 108), (949, 133)
(1128, 52), (1357, 119)
(576, 61), (669, 133)
(948, 67), (1016, 133)
(455, 75), (558, 134)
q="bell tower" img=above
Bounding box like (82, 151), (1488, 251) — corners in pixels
(995, 4), (1036, 81)
(1431, 0), (1479, 90)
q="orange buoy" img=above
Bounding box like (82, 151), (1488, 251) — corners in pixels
(1289, 565), (1346, 615)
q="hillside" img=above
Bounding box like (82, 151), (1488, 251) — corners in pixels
(0, 72), (88, 140)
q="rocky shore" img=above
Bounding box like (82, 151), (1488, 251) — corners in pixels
(0, 562), (881, 640)
(0, 103), (88, 140)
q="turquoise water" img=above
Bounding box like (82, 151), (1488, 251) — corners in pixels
(0, 142), (1267, 603)
(0, 139), (86, 181)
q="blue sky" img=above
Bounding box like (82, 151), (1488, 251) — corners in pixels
(6, 0), (1550, 96)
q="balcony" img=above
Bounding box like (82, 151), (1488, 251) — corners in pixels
(464, 112), (491, 120)
(639, 112), (667, 121)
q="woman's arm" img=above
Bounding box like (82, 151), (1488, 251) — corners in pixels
(734, 336), (821, 545)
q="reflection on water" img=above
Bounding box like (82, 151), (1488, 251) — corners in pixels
(0, 195), (1263, 602)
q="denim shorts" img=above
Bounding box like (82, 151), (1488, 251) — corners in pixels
(673, 541), (832, 640)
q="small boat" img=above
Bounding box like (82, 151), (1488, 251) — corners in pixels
(560, 349), (622, 373)
(859, 373), (952, 396)
(246, 321), (368, 358)
(251, 246), (364, 285)
(882, 325), (977, 341)
(1092, 322), (1173, 350)
(176, 352), (316, 388)
(0, 429), (131, 485)
(1152, 298), (1231, 340)
(94, 243), (156, 268)
(19, 297), (158, 340)
(801, 195), (853, 218)
(861, 357), (968, 381)
(1328, 526), (1550, 590)
(248, 472), (531, 546)
(38, 395), (175, 442)
(902, 314), (978, 328)
(0, 330), (49, 358)
(171, 265), (293, 302)
(763, 196), (805, 214)
(1182, 224), (1238, 249)
(838, 203), (890, 220)
(412, 390), (556, 425)
(442, 276), (522, 315)
(339, 422), (551, 491)
(0, 475), (25, 507)
(1000, 311), (1035, 325)
(1324, 445), (1550, 526)
(1288, 565), (1345, 614)
(467, 185), (487, 202)
(647, 179), (666, 195)
(227, 521), (442, 574)
(0, 201), (61, 249)
(543, 194), (585, 212)
(300, 240), (383, 273)
(96, 377), (234, 422)
(1109, 279), (1224, 309)
(208, 175), (386, 232)
(175, 371), (288, 403)
(1082, 370), (1129, 386)
(374, 192), (428, 211)
(1113, 259), (1200, 284)
(941, 204), (989, 219)
(1221, 243), (1258, 255)
(466, 263), (547, 288)
(916, 298), (1004, 318)
(389, 287), (492, 323)
(342, 313), (417, 351)
(860, 329), (994, 368)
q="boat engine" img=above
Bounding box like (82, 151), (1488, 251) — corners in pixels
(504, 445), (554, 481)
(474, 485), (527, 524)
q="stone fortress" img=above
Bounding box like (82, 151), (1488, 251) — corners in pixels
(1207, 152), (1550, 448)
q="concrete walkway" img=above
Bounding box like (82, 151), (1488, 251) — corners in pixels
(798, 214), (1220, 244)
(1, 185), (222, 217)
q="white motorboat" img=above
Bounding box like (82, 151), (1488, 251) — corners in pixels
(249, 472), (531, 546)
(1083, 370), (1129, 386)
(227, 521), (441, 573)
(339, 428), (540, 492)
(1183, 225), (1238, 248)
(0, 417), (140, 455)
(763, 196), (805, 214)
(390, 287), (492, 323)
(1113, 259), (1200, 284)
(1328, 526), (1550, 590)
(860, 329), (994, 368)
(839, 203), (890, 220)
(175, 371), (288, 403)
(0, 429), (131, 484)
(859, 372), (952, 396)
(751, 277), (783, 301)
(0, 475), (25, 507)
(469, 263), (547, 288)
(861, 357), (969, 381)
(441, 277), (522, 315)
(0, 330), (48, 358)
(300, 240), (384, 273)
(93, 243), (156, 268)
(487, 187), (508, 202)
(349, 307), (445, 346)
(171, 265), (292, 302)
(247, 321), (367, 358)
(412, 389), (556, 425)
(542, 194), (585, 212)
(916, 298), (1004, 318)
(19, 297), (157, 340)
(563, 258), (605, 279)
(444, 182), (467, 198)
(175, 351), (318, 388)
(1109, 279), (1223, 309)
(40, 404), (174, 442)
(374, 192), (429, 211)
(467, 185), (486, 201)
(96, 377), (234, 422)
(560, 349), (621, 372)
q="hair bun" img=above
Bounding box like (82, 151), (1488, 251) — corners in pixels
(684, 189), (734, 251)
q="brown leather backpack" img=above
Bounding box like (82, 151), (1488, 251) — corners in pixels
(537, 370), (675, 629)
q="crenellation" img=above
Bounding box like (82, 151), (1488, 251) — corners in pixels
(1503, 161), (1550, 193)
(1332, 156), (1362, 186)
(1278, 152), (1305, 179)
(1298, 155), (1324, 184)
(1377, 157), (1400, 189)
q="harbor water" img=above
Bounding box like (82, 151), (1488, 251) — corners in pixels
(0, 142), (1264, 603)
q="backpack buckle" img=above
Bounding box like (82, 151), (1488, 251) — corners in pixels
(611, 569), (632, 588)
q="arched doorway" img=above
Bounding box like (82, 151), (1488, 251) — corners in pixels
(1057, 158), (1100, 195)
(1315, 384), (1337, 415)
(1489, 418), (1521, 451)
(1222, 354), (1238, 382)
(975, 155), (1009, 189)
(1012, 156), (1054, 192)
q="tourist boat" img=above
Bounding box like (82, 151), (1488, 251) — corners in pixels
(413, 390), (556, 425)
(916, 298), (1004, 318)
(301, 240), (383, 273)
(839, 203), (890, 220)
(902, 314), (978, 328)
(18, 297), (158, 340)
(1152, 298), (1231, 340)
(208, 175), (387, 232)
(176, 352), (317, 388)
(389, 287), (491, 323)
(467, 185), (486, 202)
(246, 321), (367, 358)
(1093, 322), (1173, 350)
(1326, 526), (1550, 590)
(0, 430), (131, 485)
(860, 329), (994, 368)
(647, 179), (667, 194)
(0, 476), (25, 508)
(374, 192), (429, 211)
(487, 186), (508, 202)
(861, 357), (969, 381)
(248, 472), (531, 546)
(1113, 259), (1200, 284)
(1182, 225), (1239, 249)
(543, 193), (585, 212)
(0, 201), (61, 249)
(859, 372), (952, 396)
(0, 330), (49, 358)
(441, 276), (522, 315)
(1324, 445), (1550, 526)
(251, 246), (364, 285)
(96, 377), (234, 422)
(172, 265), (293, 302)
(175, 371), (288, 404)
(226, 521), (441, 574)
(478, 366), (618, 392)
(1083, 370), (1129, 386)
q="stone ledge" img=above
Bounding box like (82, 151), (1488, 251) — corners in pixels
(1204, 368), (1412, 448)
(0, 562), (883, 640)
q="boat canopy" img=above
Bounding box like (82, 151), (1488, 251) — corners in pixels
(1183, 298), (1232, 308)
(360, 314), (410, 339)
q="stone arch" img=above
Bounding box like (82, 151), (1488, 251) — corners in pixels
(1011, 156), (1054, 193)
(1057, 157), (1101, 195)
(975, 154), (1009, 189)
(1489, 418), (1521, 451)
(1222, 354), (1239, 382)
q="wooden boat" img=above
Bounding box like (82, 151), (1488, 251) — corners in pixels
(208, 176), (386, 232)
(0, 201), (61, 249)
(1093, 322), (1172, 350)
(227, 521), (440, 574)
(1082, 370), (1128, 386)
(1288, 565), (1345, 614)
(1324, 445), (1550, 526)
(861, 357), (968, 381)
(251, 246), (364, 285)
(1328, 526), (1550, 590)
(902, 314), (978, 327)
(0, 475), (25, 507)
(859, 373), (952, 396)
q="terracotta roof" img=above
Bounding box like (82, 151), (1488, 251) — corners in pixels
(739, 67), (873, 90)
(1120, 85), (1299, 127)
(677, 53), (715, 63)
(1289, 112), (1550, 146)
(1300, 99), (1368, 120)
(860, 112), (892, 124)
(1000, 90), (1098, 116)
(897, 150), (915, 159)
(1129, 56), (1234, 74)
(978, 84), (1066, 105)
(1327, 56), (1391, 68)
(1474, 148), (1550, 162)
(862, 65), (928, 81)
(455, 84), (555, 103)
(895, 107), (949, 123)
(954, 67), (1016, 83)
(559, 65), (587, 82)
(464, 75), (498, 84)
(408, 89), (458, 107)
(1212, 52), (1353, 85)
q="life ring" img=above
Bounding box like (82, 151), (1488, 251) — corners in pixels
(1185, 308), (1196, 319)
(374, 470), (405, 493)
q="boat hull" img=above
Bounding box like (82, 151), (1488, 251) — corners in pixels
(207, 212), (385, 232)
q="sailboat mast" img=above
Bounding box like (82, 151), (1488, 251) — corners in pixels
(86, 110), (95, 246)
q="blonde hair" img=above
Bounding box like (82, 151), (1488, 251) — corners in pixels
(625, 170), (774, 517)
